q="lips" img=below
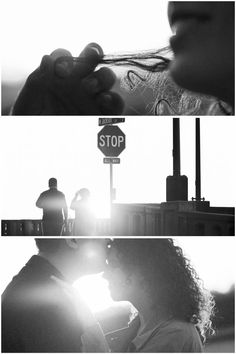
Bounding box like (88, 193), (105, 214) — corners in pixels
(170, 12), (211, 30)
(168, 2), (213, 27)
(171, 16), (206, 37)
(168, 4), (212, 51)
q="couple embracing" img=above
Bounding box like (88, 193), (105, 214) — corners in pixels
(2, 238), (214, 352)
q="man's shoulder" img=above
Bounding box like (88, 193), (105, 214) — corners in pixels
(39, 189), (50, 196)
(40, 189), (65, 197)
(57, 190), (65, 197)
(2, 259), (44, 300)
(2, 272), (83, 353)
(2, 270), (67, 315)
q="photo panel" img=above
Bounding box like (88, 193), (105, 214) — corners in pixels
(1, 236), (235, 352)
(1, 1), (234, 116)
(0, 116), (235, 236)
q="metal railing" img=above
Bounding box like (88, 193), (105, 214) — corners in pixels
(1, 218), (111, 236)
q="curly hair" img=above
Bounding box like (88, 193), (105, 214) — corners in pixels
(108, 238), (215, 341)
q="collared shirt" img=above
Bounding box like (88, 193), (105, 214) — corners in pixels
(2, 255), (83, 353)
(129, 319), (203, 353)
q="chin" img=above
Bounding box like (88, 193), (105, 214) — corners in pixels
(109, 288), (124, 302)
(169, 50), (233, 102)
(169, 57), (212, 96)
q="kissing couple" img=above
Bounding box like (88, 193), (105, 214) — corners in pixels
(2, 238), (214, 352)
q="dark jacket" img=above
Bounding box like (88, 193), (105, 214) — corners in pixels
(2, 255), (83, 352)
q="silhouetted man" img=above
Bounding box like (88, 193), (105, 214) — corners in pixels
(2, 238), (108, 352)
(36, 178), (68, 235)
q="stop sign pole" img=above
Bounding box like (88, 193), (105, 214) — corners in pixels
(110, 160), (114, 209)
(97, 124), (126, 217)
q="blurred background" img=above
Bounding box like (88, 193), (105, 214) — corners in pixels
(0, 237), (235, 352)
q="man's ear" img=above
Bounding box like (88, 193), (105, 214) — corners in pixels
(65, 238), (80, 249)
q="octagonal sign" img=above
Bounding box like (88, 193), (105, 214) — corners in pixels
(97, 125), (126, 157)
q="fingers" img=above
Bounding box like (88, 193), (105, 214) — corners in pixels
(97, 91), (125, 115)
(18, 44), (124, 115)
(50, 49), (74, 78)
(73, 42), (103, 78)
(50, 48), (72, 59)
(81, 66), (124, 114)
(39, 55), (55, 77)
(82, 67), (116, 95)
(52, 44), (103, 80)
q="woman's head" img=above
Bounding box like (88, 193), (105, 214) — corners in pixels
(104, 239), (215, 339)
(78, 188), (90, 199)
(168, 2), (234, 106)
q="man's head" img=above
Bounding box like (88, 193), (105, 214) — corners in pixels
(49, 178), (57, 189)
(35, 238), (107, 281)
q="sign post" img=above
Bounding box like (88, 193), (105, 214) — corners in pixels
(110, 163), (113, 209)
(97, 124), (126, 220)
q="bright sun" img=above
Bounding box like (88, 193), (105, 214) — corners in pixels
(92, 200), (110, 219)
(73, 273), (114, 313)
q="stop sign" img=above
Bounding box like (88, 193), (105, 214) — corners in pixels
(97, 125), (126, 157)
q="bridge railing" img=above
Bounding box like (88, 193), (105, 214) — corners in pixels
(1, 218), (111, 236)
(2, 204), (234, 236)
(111, 203), (234, 236)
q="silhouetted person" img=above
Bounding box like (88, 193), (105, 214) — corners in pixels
(1, 238), (108, 352)
(70, 188), (95, 235)
(36, 178), (68, 235)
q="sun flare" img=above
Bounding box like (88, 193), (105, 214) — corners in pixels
(73, 274), (114, 313)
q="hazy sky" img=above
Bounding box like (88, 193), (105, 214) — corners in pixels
(1, 0), (171, 82)
(0, 237), (234, 313)
(1, 117), (235, 219)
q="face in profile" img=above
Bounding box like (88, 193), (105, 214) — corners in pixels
(103, 248), (137, 302)
(168, 2), (234, 103)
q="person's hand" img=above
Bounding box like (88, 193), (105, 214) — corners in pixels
(12, 43), (124, 115)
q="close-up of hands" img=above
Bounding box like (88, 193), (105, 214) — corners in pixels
(12, 43), (124, 115)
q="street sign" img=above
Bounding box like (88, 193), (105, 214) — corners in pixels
(98, 125), (126, 157)
(103, 157), (120, 164)
(99, 118), (125, 126)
